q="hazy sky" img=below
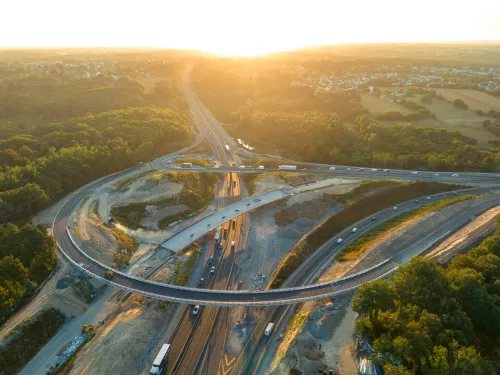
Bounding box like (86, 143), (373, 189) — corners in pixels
(3, 0), (500, 55)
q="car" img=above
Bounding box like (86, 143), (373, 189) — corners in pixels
(328, 167), (336, 171)
(452, 174), (459, 177)
(222, 216), (226, 219)
(393, 206), (398, 211)
(411, 171), (418, 175)
(359, 168), (365, 171)
(193, 305), (200, 315)
(383, 169), (389, 172)
(207, 223), (211, 227)
(214, 165), (220, 168)
(434, 173), (440, 176)
(336, 238), (344, 244)
(79, 262), (85, 268)
(190, 233), (194, 237)
(208, 256), (213, 264)
(302, 168), (307, 171)
(210, 266), (215, 274)
(235, 209), (240, 212)
(246, 203), (251, 206)
(426, 196), (432, 200)
(371, 168), (377, 172)
(346, 168), (352, 171)
(415, 199), (420, 203)
(371, 216), (377, 221)
(352, 228), (358, 233)
(452, 192), (458, 196)
(254, 198), (261, 202)
(199, 278), (205, 286)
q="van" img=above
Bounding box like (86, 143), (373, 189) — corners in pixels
(264, 323), (275, 336)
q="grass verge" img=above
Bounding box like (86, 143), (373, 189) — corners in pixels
(175, 157), (212, 167)
(170, 246), (200, 286)
(324, 179), (402, 203)
(102, 225), (139, 269)
(0, 308), (66, 375)
(336, 194), (475, 261)
(182, 138), (212, 156)
(269, 181), (466, 289)
(113, 170), (152, 192)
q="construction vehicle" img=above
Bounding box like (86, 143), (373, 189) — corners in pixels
(81, 325), (94, 334)
(105, 270), (114, 280)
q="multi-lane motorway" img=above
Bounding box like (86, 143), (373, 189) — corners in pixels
(50, 68), (500, 375)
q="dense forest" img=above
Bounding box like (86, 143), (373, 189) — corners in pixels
(0, 54), (192, 320)
(352, 226), (500, 374)
(192, 60), (500, 171)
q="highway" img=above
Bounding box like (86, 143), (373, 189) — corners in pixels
(53, 71), (500, 307)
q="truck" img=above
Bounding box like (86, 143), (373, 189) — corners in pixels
(181, 163), (192, 168)
(215, 228), (221, 243)
(105, 270), (114, 280)
(233, 181), (237, 188)
(81, 325), (93, 334)
(150, 344), (171, 375)
(257, 165), (265, 170)
(223, 227), (228, 239)
(278, 165), (297, 171)
(231, 241), (235, 249)
(264, 323), (275, 336)
(225, 145), (230, 152)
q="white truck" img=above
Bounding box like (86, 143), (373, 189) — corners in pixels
(215, 229), (221, 243)
(278, 165), (297, 171)
(181, 163), (192, 168)
(264, 323), (275, 336)
(225, 145), (230, 152)
(257, 165), (265, 170)
(150, 344), (171, 374)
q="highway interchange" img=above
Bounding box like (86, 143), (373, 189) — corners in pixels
(50, 69), (500, 374)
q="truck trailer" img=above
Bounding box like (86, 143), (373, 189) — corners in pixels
(278, 165), (297, 171)
(150, 344), (171, 375)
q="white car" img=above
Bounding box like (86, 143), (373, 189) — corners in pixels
(393, 206), (398, 211)
(336, 238), (344, 244)
(411, 171), (418, 175)
(210, 266), (215, 274)
(452, 174), (459, 177)
(193, 305), (200, 315)
(352, 228), (358, 233)
(371, 168), (377, 172)
(426, 196), (432, 200)
(214, 165), (220, 168)
(328, 167), (336, 171)
(434, 173), (440, 176)
(383, 169), (390, 172)
(346, 168), (352, 171)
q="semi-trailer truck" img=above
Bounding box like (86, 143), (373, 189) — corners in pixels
(181, 163), (192, 168)
(278, 165), (297, 171)
(150, 344), (171, 374)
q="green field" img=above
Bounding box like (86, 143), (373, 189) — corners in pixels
(365, 88), (499, 147)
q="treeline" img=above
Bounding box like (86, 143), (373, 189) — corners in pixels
(191, 61), (367, 124)
(0, 64), (187, 121)
(353, 226), (500, 374)
(192, 60), (500, 172)
(0, 107), (191, 222)
(238, 112), (499, 171)
(0, 224), (56, 322)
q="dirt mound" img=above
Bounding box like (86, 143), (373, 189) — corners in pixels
(279, 226), (304, 239)
(301, 359), (329, 374)
(296, 339), (325, 361)
(56, 274), (75, 289)
(308, 310), (347, 340)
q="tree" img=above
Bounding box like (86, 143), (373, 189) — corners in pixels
(453, 99), (468, 109)
(352, 279), (395, 324)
